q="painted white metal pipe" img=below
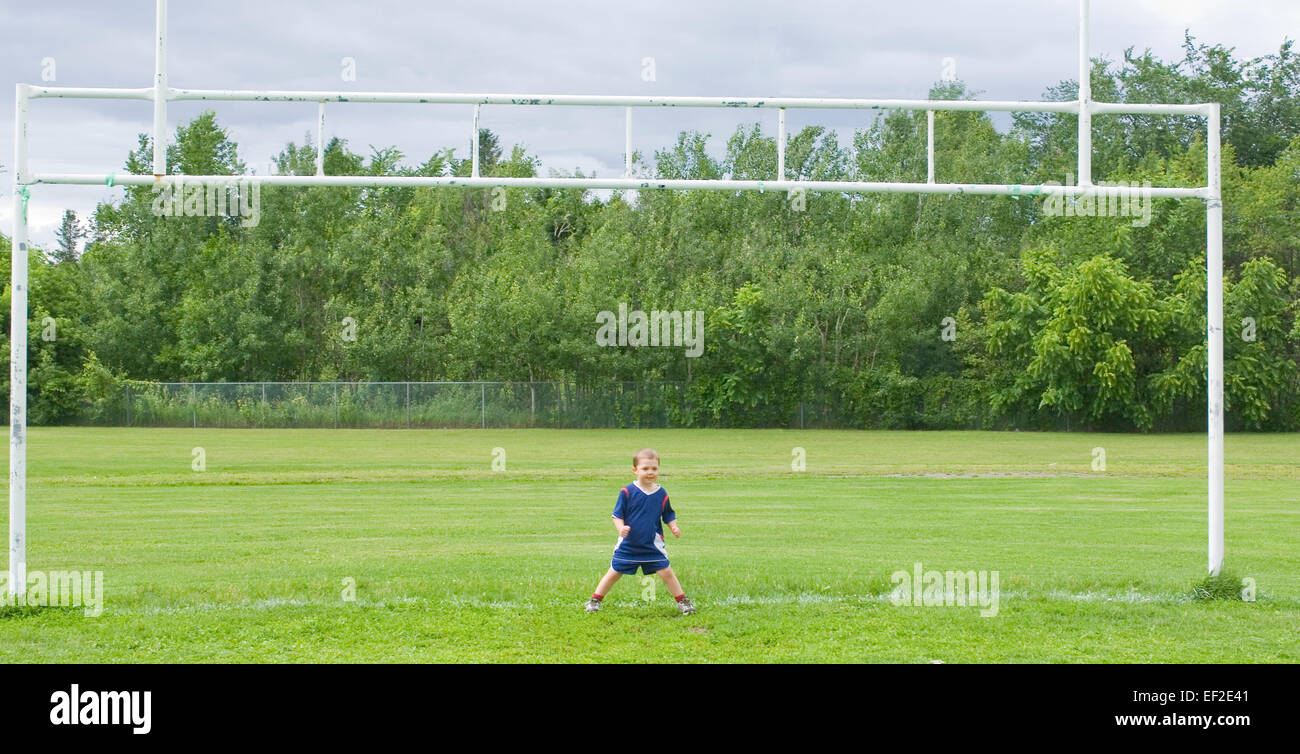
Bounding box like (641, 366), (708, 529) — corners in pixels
(27, 85), (1212, 117)
(28, 171), (1209, 199)
(1091, 102), (1211, 116)
(11, 87), (28, 218)
(29, 87), (154, 100)
(1078, 0), (1091, 186)
(9, 84), (30, 596)
(29, 85), (1091, 113)
(1207, 103), (1224, 575)
(778, 108), (786, 181)
(624, 107), (632, 177)
(471, 104), (480, 178)
(174, 91), (1088, 113)
(152, 0), (168, 175)
(927, 110), (935, 184)
(316, 102), (326, 176)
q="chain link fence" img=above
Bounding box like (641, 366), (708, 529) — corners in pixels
(107, 381), (696, 429)
(61, 378), (999, 430)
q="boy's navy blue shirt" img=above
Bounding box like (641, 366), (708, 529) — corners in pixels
(612, 483), (676, 561)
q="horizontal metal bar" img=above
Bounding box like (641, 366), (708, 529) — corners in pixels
(26, 87), (155, 101)
(25, 86), (1218, 117)
(26, 85), (1089, 113)
(217, 92), (1092, 112)
(31, 171), (1210, 199)
(1091, 102), (1211, 116)
(49, 87), (1084, 112)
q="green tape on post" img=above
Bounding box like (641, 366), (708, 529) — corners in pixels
(18, 186), (30, 222)
(106, 173), (115, 187)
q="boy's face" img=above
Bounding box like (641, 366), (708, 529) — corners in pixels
(634, 458), (658, 486)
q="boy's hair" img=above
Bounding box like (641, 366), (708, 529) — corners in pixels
(632, 448), (659, 467)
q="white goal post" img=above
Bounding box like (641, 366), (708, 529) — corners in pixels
(7, 0), (1225, 594)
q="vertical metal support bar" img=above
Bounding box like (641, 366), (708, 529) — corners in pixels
(624, 107), (633, 177)
(471, 104), (481, 178)
(926, 110), (935, 184)
(152, 0), (168, 174)
(777, 107), (786, 181)
(481, 383), (486, 429)
(1206, 103), (1224, 575)
(1077, 0), (1092, 186)
(316, 102), (326, 176)
(9, 84), (30, 596)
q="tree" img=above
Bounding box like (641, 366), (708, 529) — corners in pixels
(53, 209), (86, 263)
(451, 128), (503, 176)
(685, 283), (813, 426)
(981, 250), (1194, 430)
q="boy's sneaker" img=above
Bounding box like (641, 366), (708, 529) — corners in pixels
(677, 597), (696, 615)
(584, 598), (602, 613)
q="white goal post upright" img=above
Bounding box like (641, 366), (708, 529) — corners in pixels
(6, 0), (1228, 595)
(152, 0), (167, 176)
(1078, 0), (1092, 188)
(10, 82), (29, 594)
(1207, 103), (1225, 575)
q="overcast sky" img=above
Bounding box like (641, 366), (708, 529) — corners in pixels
(2, 0), (1297, 247)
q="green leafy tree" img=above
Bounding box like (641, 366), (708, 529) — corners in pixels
(53, 210), (86, 263)
(982, 250), (1194, 429)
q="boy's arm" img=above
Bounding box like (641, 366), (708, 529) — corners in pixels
(612, 489), (631, 537)
(663, 496), (681, 537)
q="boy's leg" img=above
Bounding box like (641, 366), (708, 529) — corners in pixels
(655, 566), (685, 599)
(593, 568), (623, 598)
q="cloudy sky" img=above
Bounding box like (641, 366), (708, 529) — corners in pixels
(2, 0), (1297, 247)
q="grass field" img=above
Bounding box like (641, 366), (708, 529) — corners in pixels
(1, 427), (1297, 663)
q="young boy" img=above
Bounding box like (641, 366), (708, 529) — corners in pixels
(585, 448), (695, 614)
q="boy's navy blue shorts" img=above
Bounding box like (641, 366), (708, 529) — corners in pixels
(611, 557), (670, 575)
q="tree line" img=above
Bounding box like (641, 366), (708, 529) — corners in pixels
(4, 36), (1299, 430)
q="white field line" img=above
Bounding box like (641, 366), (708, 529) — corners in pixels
(86, 588), (1290, 616)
